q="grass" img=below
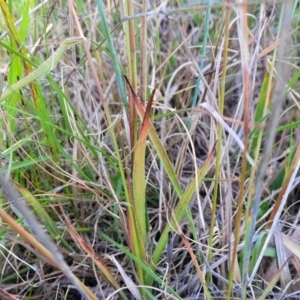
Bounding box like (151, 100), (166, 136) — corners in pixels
(0, 0), (300, 299)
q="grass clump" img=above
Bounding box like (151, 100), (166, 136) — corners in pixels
(1, 0), (300, 299)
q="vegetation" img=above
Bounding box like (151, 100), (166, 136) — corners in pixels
(0, 0), (300, 299)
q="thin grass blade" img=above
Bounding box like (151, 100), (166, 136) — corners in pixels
(0, 204), (96, 300)
(132, 88), (155, 247)
(0, 37), (84, 102)
(146, 144), (215, 285)
(124, 76), (183, 198)
(61, 206), (129, 300)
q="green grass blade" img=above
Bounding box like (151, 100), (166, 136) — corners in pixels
(0, 37), (84, 102)
(16, 185), (61, 240)
(100, 231), (183, 300)
(19, 0), (30, 42)
(145, 145), (215, 285)
(95, 0), (127, 105)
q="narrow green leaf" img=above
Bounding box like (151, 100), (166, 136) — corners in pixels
(258, 259), (289, 300)
(0, 37), (84, 102)
(99, 231), (183, 300)
(17, 185), (61, 241)
(145, 145), (215, 285)
(95, 0), (127, 105)
(249, 71), (272, 164)
(19, 0), (30, 42)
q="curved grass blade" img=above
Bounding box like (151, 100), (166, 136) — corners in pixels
(0, 37), (84, 102)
